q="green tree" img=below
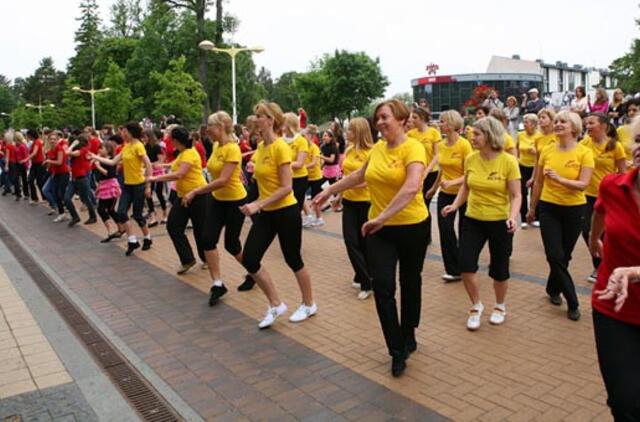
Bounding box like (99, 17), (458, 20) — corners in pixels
(151, 56), (206, 127)
(96, 61), (138, 125)
(58, 77), (90, 128)
(610, 38), (640, 93)
(270, 72), (301, 112)
(22, 58), (66, 106)
(68, 0), (104, 87)
(10, 104), (40, 129)
(295, 69), (331, 122)
(257, 67), (274, 98)
(93, 36), (140, 83)
(109, 0), (143, 37)
(0, 75), (16, 115)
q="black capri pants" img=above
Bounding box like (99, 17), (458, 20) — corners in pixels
(203, 196), (246, 255)
(97, 198), (119, 223)
(459, 216), (511, 281)
(308, 178), (323, 200)
(116, 183), (147, 227)
(167, 193), (209, 265)
(292, 176), (308, 211)
(242, 204), (304, 275)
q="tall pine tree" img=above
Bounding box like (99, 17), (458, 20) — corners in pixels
(69, 0), (104, 87)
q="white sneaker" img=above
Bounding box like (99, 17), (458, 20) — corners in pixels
(531, 221), (540, 228)
(53, 213), (69, 223)
(351, 282), (361, 290)
(442, 273), (462, 282)
(520, 222), (529, 229)
(302, 215), (314, 228)
(357, 290), (372, 300)
(289, 303), (317, 323)
(258, 303), (287, 329)
(466, 303), (484, 331)
(587, 270), (598, 283)
(311, 217), (324, 227)
(489, 305), (506, 325)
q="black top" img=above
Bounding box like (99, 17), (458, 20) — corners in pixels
(145, 143), (163, 163)
(321, 143), (339, 165)
(95, 163), (117, 181)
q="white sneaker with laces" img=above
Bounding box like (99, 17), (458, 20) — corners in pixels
(289, 303), (317, 323)
(489, 304), (506, 325)
(466, 303), (484, 331)
(53, 213), (69, 223)
(357, 290), (372, 300)
(311, 217), (324, 227)
(302, 215), (314, 228)
(520, 222), (529, 229)
(258, 303), (287, 329)
(531, 221), (540, 228)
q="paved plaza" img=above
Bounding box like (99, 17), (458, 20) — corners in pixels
(0, 197), (611, 421)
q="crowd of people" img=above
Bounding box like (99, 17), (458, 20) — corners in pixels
(1, 91), (639, 419)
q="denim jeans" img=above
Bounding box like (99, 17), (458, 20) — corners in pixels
(42, 176), (57, 209)
(64, 176), (96, 220)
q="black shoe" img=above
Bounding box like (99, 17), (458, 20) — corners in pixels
(84, 217), (97, 225)
(567, 309), (581, 321)
(142, 238), (152, 251)
(391, 350), (408, 378)
(209, 284), (228, 306)
(549, 295), (562, 306)
(403, 327), (417, 355)
(125, 241), (140, 256)
(68, 217), (81, 227)
(237, 274), (256, 291)
(113, 231), (125, 239)
(100, 236), (112, 243)
(177, 260), (196, 275)
(148, 221), (159, 228)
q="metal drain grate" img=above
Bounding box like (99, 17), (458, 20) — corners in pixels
(0, 225), (180, 422)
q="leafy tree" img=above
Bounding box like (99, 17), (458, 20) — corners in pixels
(10, 104), (41, 129)
(109, 0), (143, 37)
(58, 77), (90, 129)
(270, 72), (301, 112)
(93, 37), (140, 84)
(96, 61), (138, 125)
(22, 58), (66, 106)
(0, 75), (16, 115)
(296, 69), (331, 122)
(151, 56), (206, 127)
(610, 38), (640, 93)
(68, 0), (104, 87)
(257, 67), (274, 98)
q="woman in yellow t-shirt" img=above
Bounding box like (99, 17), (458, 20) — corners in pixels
(148, 126), (207, 274)
(283, 112), (309, 211)
(488, 108), (517, 156)
(579, 113), (626, 282)
(315, 100), (428, 378)
(616, 98), (639, 165)
(239, 101), (315, 329)
(430, 110), (473, 282)
(301, 128), (324, 227)
(442, 117), (521, 330)
(182, 111), (249, 305)
(90, 121), (153, 256)
(527, 111), (594, 321)
(516, 113), (542, 228)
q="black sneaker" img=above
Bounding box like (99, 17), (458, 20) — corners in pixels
(68, 217), (81, 227)
(84, 217), (97, 225)
(125, 241), (140, 256)
(209, 284), (228, 306)
(567, 309), (581, 321)
(391, 350), (408, 378)
(100, 236), (112, 243)
(237, 274), (256, 291)
(142, 238), (152, 251)
(549, 295), (562, 306)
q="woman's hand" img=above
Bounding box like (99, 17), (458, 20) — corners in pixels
(239, 202), (261, 216)
(424, 188), (436, 200)
(594, 267), (634, 312)
(146, 175), (156, 183)
(87, 152), (97, 160)
(526, 178), (534, 188)
(182, 190), (196, 207)
(312, 189), (332, 210)
(144, 184), (152, 198)
(544, 169), (561, 182)
(589, 237), (603, 259)
(441, 204), (457, 218)
(528, 147), (536, 155)
(506, 218), (518, 234)
(525, 209), (536, 224)
(440, 180), (453, 190)
(361, 218), (384, 236)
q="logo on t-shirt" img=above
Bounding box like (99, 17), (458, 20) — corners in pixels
(487, 171), (504, 181)
(564, 159), (580, 170)
(388, 158), (403, 169)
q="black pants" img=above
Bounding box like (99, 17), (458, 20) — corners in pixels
(459, 217), (511, 281)
(519, 165), (534, 222)
(366, 220), (429, 355)
(342, 199), (371, 290)
(28, 163), (47, 201)
(97, 198), (118, 223)
(538, 201), (585, 310)
(242, 204), (304, 274)
(581, 195), (601, 270)
(117, 183), (147, 227)
(167, 193), (208, 265)
(422, 171), (438, 243)
(10, 163), (28, 198)
(203, 197), (246, 255)
(146, 181), (167, 213)
(308, 179), (323, 200)
(53, 173), (69, 214)
(593, 310), (640, 422)
(437, 192), (466, 276)
(292, 177), (308, 212)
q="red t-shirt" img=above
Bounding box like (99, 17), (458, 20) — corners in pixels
(88, 136), (101, 169)
(592, 168), (640, 326)
(31, 139), (45, 164)
(299, 109), (307, 129)
(15, 144), (29, 163)
(70, 146), (90, 179)
(45, 149), (57, 174)
(51, 140), (69, 175)
(163, 136), (175, 162)
(194, 141), (206, 168)
(239, 138), (253, 163)
(115, 143), (124, 174)
(6, 144), (16, 163)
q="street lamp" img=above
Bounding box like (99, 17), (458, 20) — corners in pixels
(198, 40), (265, 124)
(72, 76), (110, 129)
(26, 100), (55, 128)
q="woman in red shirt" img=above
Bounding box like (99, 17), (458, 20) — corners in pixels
(589, 118), (640, 421)
(13, 132), (30, 201)
(43, 133), (70, 221)
(63, 134), (98, 227)
(24, 129), (46, 204)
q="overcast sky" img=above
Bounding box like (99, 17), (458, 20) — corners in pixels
(3, 0), (639, 96)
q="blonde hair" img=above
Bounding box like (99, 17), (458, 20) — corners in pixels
(307, 124), (318, 136)
(506, 96), (517, 106)
(14, 131), (26, 144)
(3, 130), (14, 144)
(347, 117), (374, 150)
(489, 108), (508, 126)
(208, 111), (234, 135)
(594, 87), (609, 104)
(253, 100), (285, 135)
(440, 110), (464, 131)
(283, 112), (300, 134)
(165, 124), (178, 138)
(472, 116), (505, 151)
(555, 111), (583, 137)
(374, 99), (410, 125)
(537, 108), (556, 124)
(522, 113), (539, 128)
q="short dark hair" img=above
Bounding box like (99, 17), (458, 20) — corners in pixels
(124, 121), (143, 139)
(171, 126), (192, 148)
(26, 129), (39, 140)
(475, 105), (491, 116)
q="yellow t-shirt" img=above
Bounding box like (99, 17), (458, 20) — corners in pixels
(288, 135), (309, 178)
(407, 127), (441, 172)
(503, 133), (516, 153)
(438, 136), (473, 194)
(342, 146), (370, 202)
(535, 132), (557, 153)
(517, 131), (542, 167)
(171, 148), (206, 198)
(539, 143), (595, 206)
(364, 139), (428, 226)
(207, 142), (247, 201)
(121, 140), (147, 185)
(617, 125), (635, 162)
(579, 136), (626, 198)
(306, 143), (322, 181)
(464, 151), (521, 221)
(252, 138), (297, 211)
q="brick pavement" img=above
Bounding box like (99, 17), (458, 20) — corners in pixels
(0, 197), (612, 421)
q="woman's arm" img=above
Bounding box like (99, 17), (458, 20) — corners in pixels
(526, 166), (545, 223)
(544, 167), (593, 191)
(425, 170), (442, 199)
(49, 150), (64, 166)
(22, 143), (40, 163)
(305, 154), (318, 169)
(94, 161), (108, 176)
(240, 163), (294, 216)
(184, 162), (236, 200)
(313, 163), (368, 207)
(90, 152), (121, 166)
(320, 153), (336, 165)
(442, 177), (470, 216)
(291, 151), (307, 170)
(506, 179), (522, 233)
(149, 161), (190, 182)
(441, 175), (465, 190)
(589, 210), (605, 258)
(425, 142), (438, 175)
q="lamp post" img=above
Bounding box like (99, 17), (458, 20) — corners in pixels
(25, 98), (55, 128)
(198, 40), (264, 124)
(72, 76), (110, 129)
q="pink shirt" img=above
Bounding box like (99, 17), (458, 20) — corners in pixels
(589, 101), (609, 114)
